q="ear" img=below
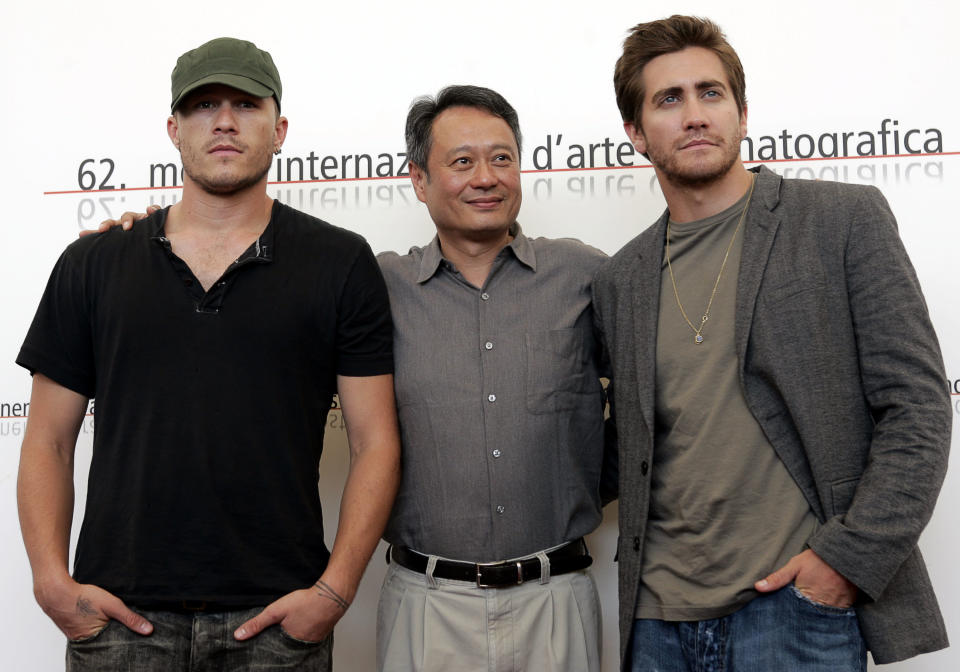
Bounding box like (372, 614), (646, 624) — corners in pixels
(739, 105), (748, 140)
(274, 115), (289, 149)
(167, 115), (180, 149)
(624, 121), (646, 155)
(409, 162), (429, 204)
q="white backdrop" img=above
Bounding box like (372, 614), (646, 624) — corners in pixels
(1, 1), (957, 670)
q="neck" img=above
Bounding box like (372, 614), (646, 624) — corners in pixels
(166, 176), (273, 237)
(436, 227), (514, 288)
(659, 163), (754, 224)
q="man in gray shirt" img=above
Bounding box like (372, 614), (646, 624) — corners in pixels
(376, 85), (614, 672)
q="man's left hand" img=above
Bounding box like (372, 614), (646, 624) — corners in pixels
(755, 548), (858, 608)
(233, 579), (350, 643)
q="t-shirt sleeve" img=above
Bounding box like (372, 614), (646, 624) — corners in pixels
(16, 246), (96, 398)
(334, 241), (394, 377)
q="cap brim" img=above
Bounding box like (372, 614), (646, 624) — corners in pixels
(171, 73), (275, 112)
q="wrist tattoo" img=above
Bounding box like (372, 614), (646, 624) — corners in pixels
(314, 579), (349, 611)
(76, 597), (97, 616)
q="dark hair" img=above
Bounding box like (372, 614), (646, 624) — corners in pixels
(405, 85), (522, 174)
(614, 15), (746, 128)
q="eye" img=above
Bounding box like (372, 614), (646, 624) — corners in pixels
(661, 94), (679, 105)
(453, 156), (472, 166)
(195, 101), (215, 110)
(703, 89), (721, 99)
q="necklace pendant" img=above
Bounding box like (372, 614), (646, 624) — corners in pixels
(695, 334), (704, 344)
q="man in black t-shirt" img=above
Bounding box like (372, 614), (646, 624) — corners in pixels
(16, 37), (400, 672)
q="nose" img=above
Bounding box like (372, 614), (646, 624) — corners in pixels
(213, 102), (238, 133)
(470, 160), (498, 188)
(682, 98), (708, 130)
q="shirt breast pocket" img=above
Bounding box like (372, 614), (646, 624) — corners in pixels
(525, 328), (592, 414)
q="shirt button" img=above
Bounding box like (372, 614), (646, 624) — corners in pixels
(496, 505), (505, 514)
(484, 341), (494, 350)
(488, 394), (496, 403)
(481, 292), (490, 301)
(492, 449), (502, 458)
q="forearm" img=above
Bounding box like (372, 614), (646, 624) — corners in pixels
(17, 373), (90, 609)
(19, 443), (153, 640)
(18, 439), (76, 595)
(321, 441), (400, 603)
(17, 376), (88, 606)
(230, 436), (399, 644)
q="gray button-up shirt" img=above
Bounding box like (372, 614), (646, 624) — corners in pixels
(378, 225), (609, 562)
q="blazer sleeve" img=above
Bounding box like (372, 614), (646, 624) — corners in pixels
(805, 186), (951, 601)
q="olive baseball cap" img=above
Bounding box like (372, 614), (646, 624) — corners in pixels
(171, 37), (282, 112)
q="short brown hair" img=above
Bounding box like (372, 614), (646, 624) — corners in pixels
(614, 15), (746, 128)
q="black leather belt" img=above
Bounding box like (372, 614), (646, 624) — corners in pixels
(389, 539), (592, 588)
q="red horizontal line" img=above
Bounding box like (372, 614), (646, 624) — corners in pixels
(276, 175), (408, 185)
(1, 410), (341, 419)
(0, 413), (93, 419)
(41, 151), (960, 196)
(743, 151), (960, 165)
(44, 184), (183, 196)
(43, 174), (411, 195)
(522, 164), (650, 175)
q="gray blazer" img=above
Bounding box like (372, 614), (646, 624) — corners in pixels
(593, 166), (951, 668)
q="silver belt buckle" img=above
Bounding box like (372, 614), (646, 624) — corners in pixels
(475, 560), (526, 588)
(475, 560), (500, 588)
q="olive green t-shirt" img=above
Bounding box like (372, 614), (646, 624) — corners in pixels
(637, 180), (818, 620)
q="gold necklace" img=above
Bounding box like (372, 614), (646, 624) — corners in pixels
(664, 175), (756, 345)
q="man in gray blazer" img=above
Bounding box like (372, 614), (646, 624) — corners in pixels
(594, 15), (951, 671)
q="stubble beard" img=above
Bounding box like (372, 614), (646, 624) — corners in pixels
(646, 127), (743, 189)
(180, 142), (274, 196)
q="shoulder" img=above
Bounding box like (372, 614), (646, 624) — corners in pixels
(763, 167), (888, 217)
(376, 245), (425, 286)
(274, 202), (373, 259)
(376, 244), (424, 271)
(751, 167), (897, 250)
(376, 247), (416, 271)
(60, 209), (161, 267)
(529, 234), (607, 263)
(274, 202), (365, 244)
(524, 234), (609, 282)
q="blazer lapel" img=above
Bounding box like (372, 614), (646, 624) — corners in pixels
(630, 213), (667, 437)
(733, 167), (824, 519)
(735, 167), (782, 364)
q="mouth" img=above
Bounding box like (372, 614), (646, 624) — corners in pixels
(466, 196), (504, 210)
(680, 138), (717, 150)
(208, 144), (242, 155)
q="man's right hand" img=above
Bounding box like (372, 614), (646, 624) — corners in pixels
(36, 575), (153, 640)
(79, 205), (159, 237)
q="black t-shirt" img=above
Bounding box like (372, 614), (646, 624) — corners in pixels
(17, 201), (393, 606)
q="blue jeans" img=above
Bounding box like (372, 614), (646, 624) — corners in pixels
(66, 607), (333, 672)
(630, 585), (866, 672)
